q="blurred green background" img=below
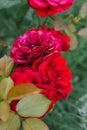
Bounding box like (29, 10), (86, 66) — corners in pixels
(0, 0), (87, 130)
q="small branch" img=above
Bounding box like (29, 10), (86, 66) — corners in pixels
(70, 13), (87, 24)
(42, 16), (48, 25)
(49, 16), (56, 21)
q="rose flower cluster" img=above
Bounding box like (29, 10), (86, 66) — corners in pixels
(0, 0), (74, 129)
(10, 27), (72, 115)
(8, 0), (74, 118)
(27, 0), (74, 17)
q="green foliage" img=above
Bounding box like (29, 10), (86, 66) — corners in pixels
(0, 0), (87, 130)
(0, 0), (21, 10)
(16, 94), (51, 118)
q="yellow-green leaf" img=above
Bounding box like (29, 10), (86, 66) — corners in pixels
(69, 33), (78, 50)
(65, 28), (78, 50)
(23, 118), (49, 130)
(23, 121), (31, 130)
(0, 77), (13, 99)
(0, 113), (20, 130)
(0, 55), (14, 77)
(0, 101), (10, 121)
(78, 28), (87, 39)
(16, 94), (51, 118)
(67, 23), (76, 33)
(80, 2), (87, 14)
(7, 83), (42, 100)
(0, 121), (7, 130)
(54, 18), (65, 31)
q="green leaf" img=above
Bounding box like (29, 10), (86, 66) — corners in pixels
(65, 28), (78, 50)
(0, 0), (21, 10)
(23, 118), (49, 130)
(7, 83), (42, 100)
(0, 113), (20, 130)
(23, 121), (31, 130)
(16, 94), (51, 118)
(80, 2), (87, 14)
(54, 18), (65, 31)
(78, 27), (87, 39)
(0, 101), (10, 121)
(0, 55), (14, 77)
(0, 77), (13, 99)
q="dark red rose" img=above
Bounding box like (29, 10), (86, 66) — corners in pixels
(27, 0), (74, 17)
(10, 54), (72, 115)
(33, 53), (72, 103)
(11, 66), (41, 85)
(10, 27), (70, 65)
(11, 54), (72, 103)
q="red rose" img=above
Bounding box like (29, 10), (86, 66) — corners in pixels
(33, 53), (72, 103)
(11, 54), (72, 103)
(10, 27), (70, 65)
(27, 0), (74, 17)
(10, 54), (72, 114)
(11, 66), (41, 85)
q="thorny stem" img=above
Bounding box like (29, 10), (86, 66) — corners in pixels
(37, 16), (48, 28)
(37, 16), (41, 28)
(42, 16), (48, 25)
(49, 16), (56, 21)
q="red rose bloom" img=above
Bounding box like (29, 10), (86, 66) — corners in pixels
(11, 66), (41, 85)
(11, 54), (72, 103)
(10, 27), (70, 65)
(33, 53), (72, 103)
(27, 0), (74, 17)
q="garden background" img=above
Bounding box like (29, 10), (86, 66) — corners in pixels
(0, 0), (87, 130)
